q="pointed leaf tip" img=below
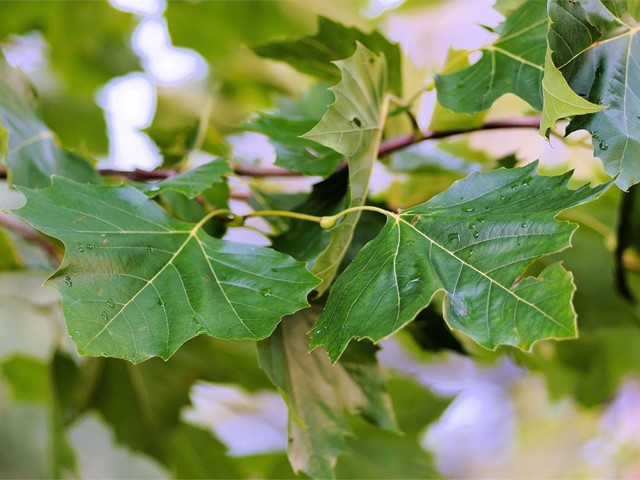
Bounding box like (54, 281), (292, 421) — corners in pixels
(312, 164), (610, 362)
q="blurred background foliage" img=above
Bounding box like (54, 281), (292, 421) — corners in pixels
(1, 0), (640, 478)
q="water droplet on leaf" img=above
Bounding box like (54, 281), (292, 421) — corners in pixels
(520, 222), (527, 228)
(107, 299), (115, 309)
(158, 298), (165, 307)
(63, 276), (72, 287)
(101, 311), (108, 321)
(87, 244), (93, 250)
(462, 207), (474, 213)
(351, 117), (362, 127)
(599, 140), (608, 150)
(148, 246), (154, 253)
(473, 231), (480, 238)
(149, 185), (160, 192)
(448, 232), (460, 243)
(260, 288), (272, 297)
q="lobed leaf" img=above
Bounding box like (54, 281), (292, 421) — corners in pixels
(311, 162), (611, 361)
(254, 16), (402, 97)
(435, 1), (547, 113)
(547, 0), (640, 190)
(14, 177), (319, 362)
(302, 43), (390, 294)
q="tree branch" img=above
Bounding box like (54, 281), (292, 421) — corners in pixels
(0, 117), (540, 181)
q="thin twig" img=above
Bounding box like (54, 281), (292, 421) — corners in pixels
(0, 117), (541, 181)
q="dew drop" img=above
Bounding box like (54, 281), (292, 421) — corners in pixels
(473, 231), (480, 238)
(510, 184), (518, 190)
(468, 249), (474, 256)
(148, 246), (154, 253)
(520, 222), (527, 228)
(107, 299), (115, 309)
(448, 232), (460, 243)
(599, 140), (608, 150)
(352, 117), (362, 127)
(462, 206), (474, 213)
(78, 243), (85, 253)
(149, 185), (160, 192)
(477, 217), (486, 223)
(101, 311), (108, 321)
(260, 288), (272, 297)
(521, 176), (532, 186)
(87, 244), (93, 250)
(468, 223), (476, 230)
(63, 276), (73, 287)
(500, 195), (507, 201)
(158, 298), (165, 307)
(406, 240), (416, 247)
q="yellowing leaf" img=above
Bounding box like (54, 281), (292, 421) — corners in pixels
(540, 50), (604, 135)
(302, 43), (390, 294)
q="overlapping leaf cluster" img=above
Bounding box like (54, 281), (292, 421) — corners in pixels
(2, 2), (640, 478)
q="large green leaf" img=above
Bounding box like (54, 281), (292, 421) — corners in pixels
(14, 177), (319, 362)
(435, 0), (547, 113)
(0, 78), (98, 188)
(547, 0), (640, 190)
(311, 162), (610, 361)
(257, 308), (397, 479)
(254, 16), (402, 97)
(302, 43), (390, 294)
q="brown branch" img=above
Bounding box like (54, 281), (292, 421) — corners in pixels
(0, 117), (540, 181)
(0, 212), (62, 265)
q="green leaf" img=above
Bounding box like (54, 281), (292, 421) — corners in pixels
(311, 162), (611, 361)
(257, 307), (397, 479)
(428, 48), (487, 132)
(14, 177), (319, 362)
(302, 43), (390, 294)
(435, 1), (547, 113)
(142, 159), (231, 200)
(540, 50), (604, 136)
(247, 114), (342, 177)
(548, 0), (640, 190)
(0, 117), (7, 161)
(0, 78), (98, 188)
(254, 16), (402, 97)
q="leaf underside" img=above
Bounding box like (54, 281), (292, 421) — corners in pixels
(311, 162), (610, 362)
(258, 308), (397, 479)
(302, 43), (390, 295)
(14, 177), (319, 362)
(142, 159), (231, 200)
(548, 0), (640, 190)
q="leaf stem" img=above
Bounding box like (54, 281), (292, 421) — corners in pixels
(243, 210), (324, 224)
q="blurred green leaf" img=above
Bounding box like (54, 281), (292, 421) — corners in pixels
(142, 159), (231, 200)
(254, 16), (403, 97)
(0, 78), (98, 188)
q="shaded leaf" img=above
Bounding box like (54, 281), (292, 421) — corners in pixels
(311, 162), (610, 361)
(548, 0), (640, 189)
(248, 114), (342, 177)
(540, 50), (604, 135)
(0, 78), (98, 188)
(302, 43), (390, 294)
(254, 16), (402, 97)
(14, 177), (319, 362)
(142, 159), (231, 200)
(435, 1), (547, 113)
(257, 307), (397, 479)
